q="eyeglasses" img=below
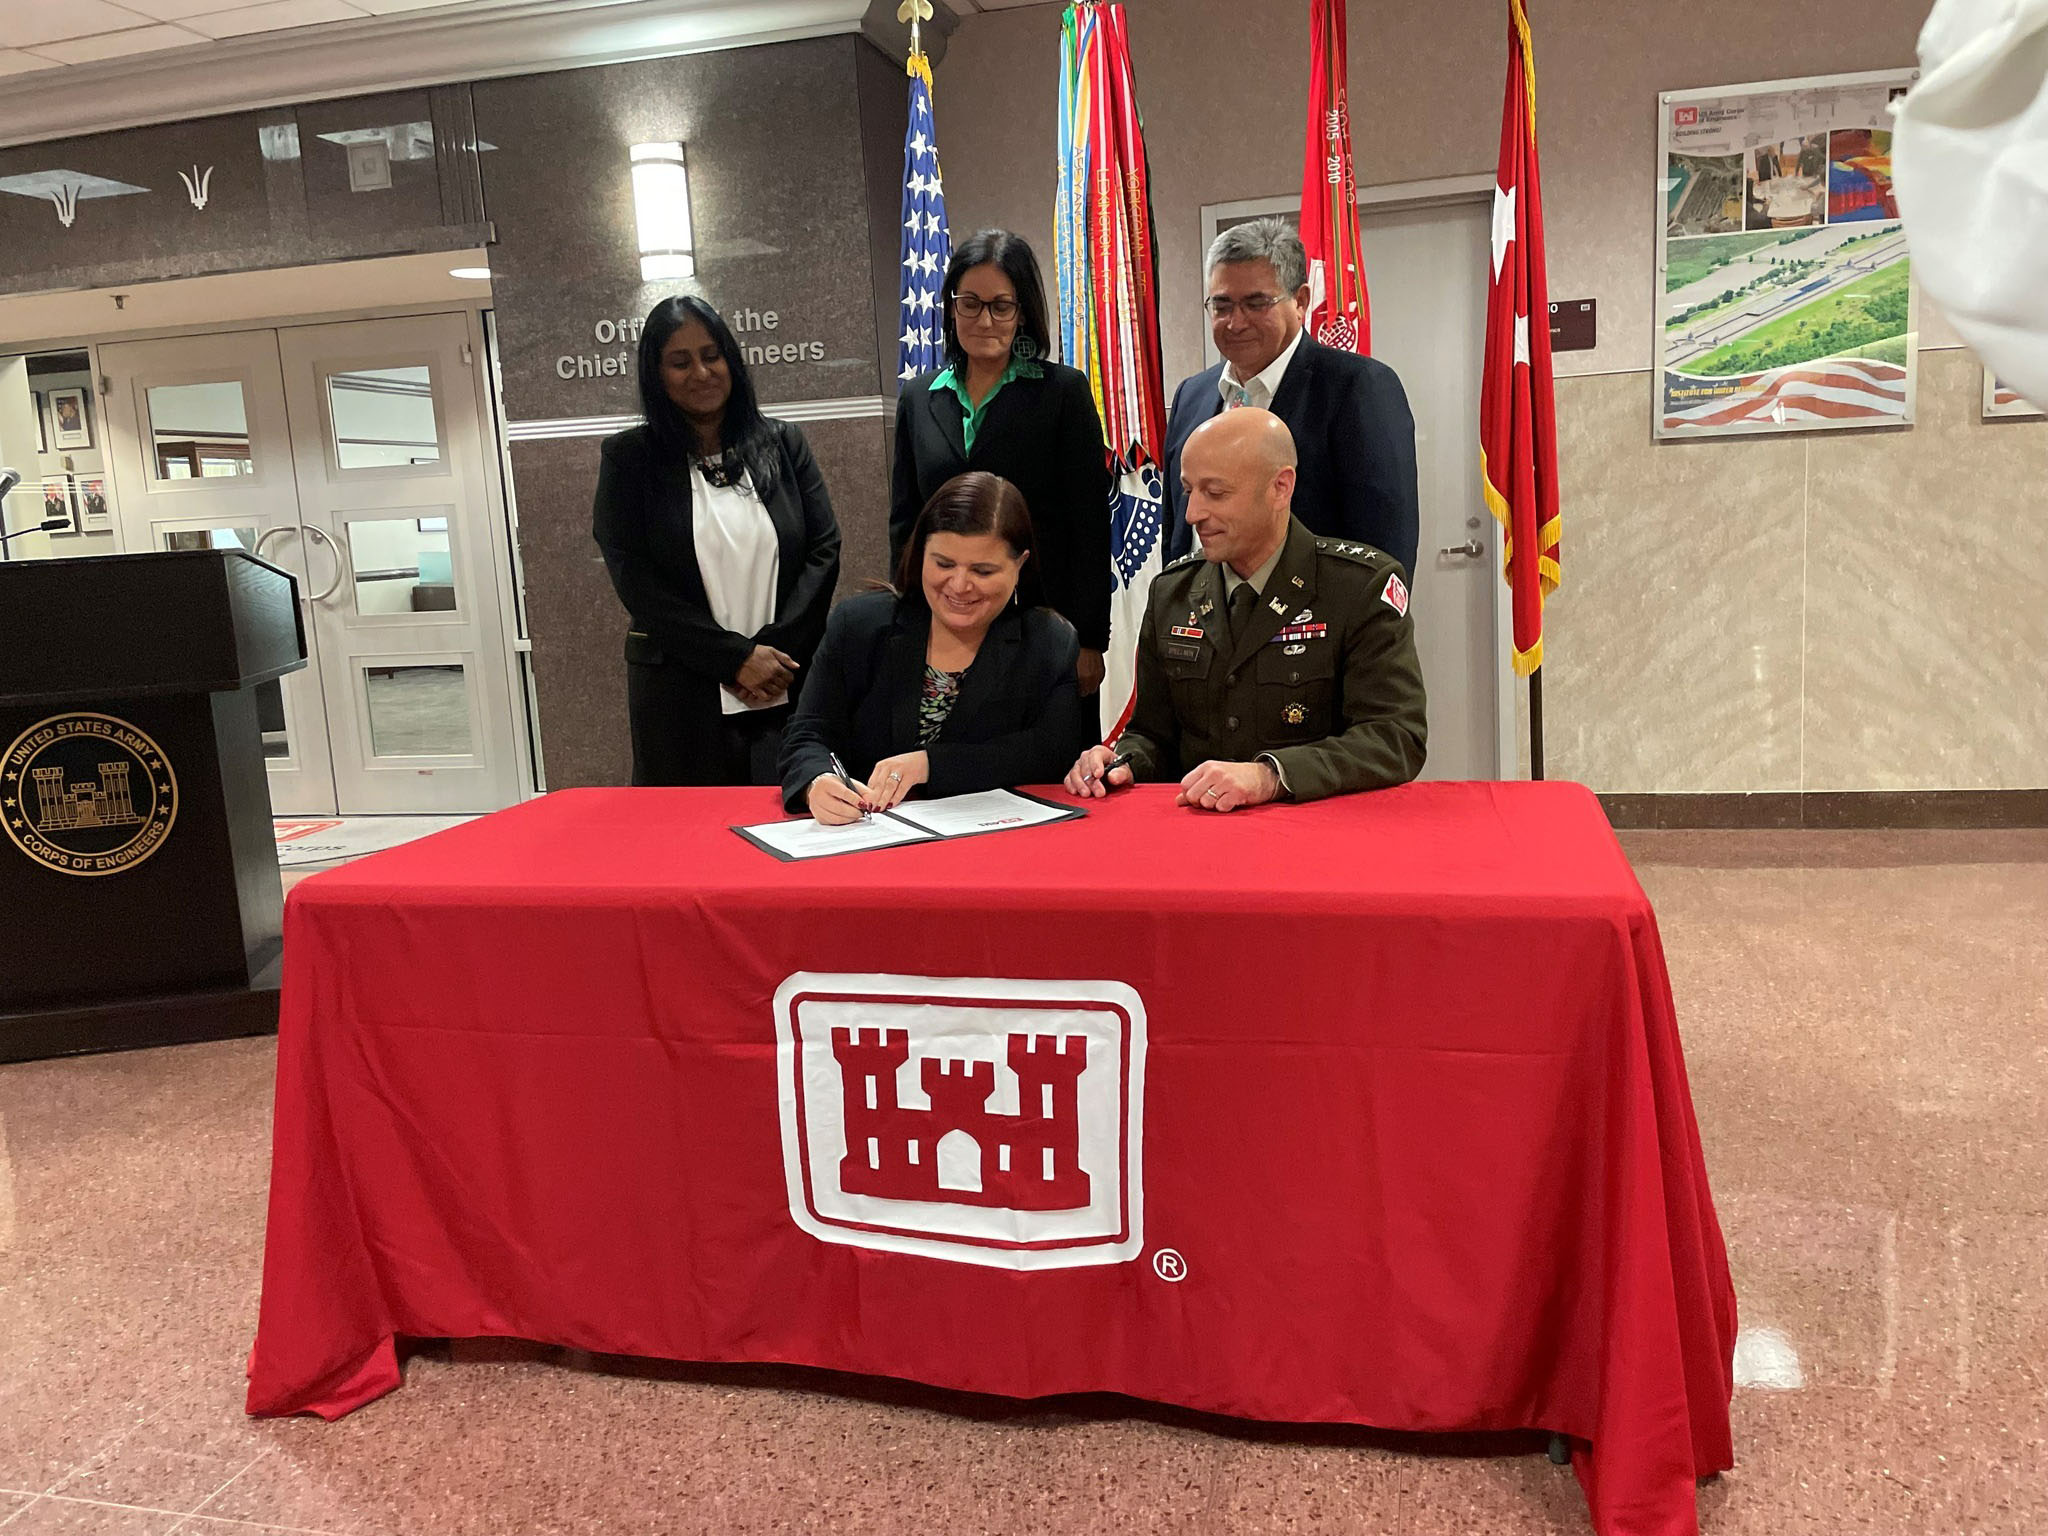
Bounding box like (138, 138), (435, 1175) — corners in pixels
(1203, 293), (1286, 320)
(951, 293), (1020, 321)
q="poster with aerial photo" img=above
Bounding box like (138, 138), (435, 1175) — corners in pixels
(1658, 70), (1916, 439)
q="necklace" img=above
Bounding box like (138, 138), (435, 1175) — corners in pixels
(692, 445), (746, 489)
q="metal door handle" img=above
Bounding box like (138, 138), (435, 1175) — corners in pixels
(1440, 538), (1484, 560)
(253, 526), (294, 561)
(301, 521), (346, 603)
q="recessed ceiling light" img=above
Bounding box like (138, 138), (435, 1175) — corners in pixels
(448, 266), (491, 280)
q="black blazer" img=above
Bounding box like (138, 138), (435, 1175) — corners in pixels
(1161, 337), (1419, 578)
(779, 591), (1089, 812)
(891, 362), (1113, 651)
(592, 420), (841, 683)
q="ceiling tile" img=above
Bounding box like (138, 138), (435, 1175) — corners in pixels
(111, 0), (245, 19)
(0, 48), (67, 76)
(0, 0), (159, 47)
(181, 0), (366, 39)
(351, 0), (475, 12)
(29, 23), (208, 63)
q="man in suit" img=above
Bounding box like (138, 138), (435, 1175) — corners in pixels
(1160, 218), (1419, 580)
(1065, 408), (1427, 811)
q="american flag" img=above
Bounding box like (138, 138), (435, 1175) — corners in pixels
(898, 52), (951, 383)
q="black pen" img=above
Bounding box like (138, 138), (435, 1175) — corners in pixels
(827, 751), (870, 819)
(1081, 750), (1135, 787)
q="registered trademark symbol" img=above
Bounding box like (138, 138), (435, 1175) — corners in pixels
(1152, 1248), (1187, 1283)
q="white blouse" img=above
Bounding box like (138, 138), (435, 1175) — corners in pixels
(689, 464), (782, 715)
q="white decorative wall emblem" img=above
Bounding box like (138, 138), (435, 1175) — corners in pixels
(775, 973), (1146, 1270)
(50, 183), (80, 228)
(177, 165), (213, 210)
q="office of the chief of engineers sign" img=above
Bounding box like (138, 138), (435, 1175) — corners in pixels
(555, 308), (827, 381)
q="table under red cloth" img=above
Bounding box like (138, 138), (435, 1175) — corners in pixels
(248, 781), (1735, 1536)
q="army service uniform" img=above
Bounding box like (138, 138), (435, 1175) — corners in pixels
(1117, 515), (1427, 800)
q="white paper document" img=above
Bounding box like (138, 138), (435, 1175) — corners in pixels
(733, 789), (1082, 862)
(885, 789), (1081, 838)
(732, 813), (938, 862)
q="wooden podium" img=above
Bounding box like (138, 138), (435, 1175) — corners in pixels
(0, 550), (306, 1062)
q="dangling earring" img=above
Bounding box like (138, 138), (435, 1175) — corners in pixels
(1012, 333), (1038, 361)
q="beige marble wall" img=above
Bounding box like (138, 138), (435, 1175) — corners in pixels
(1803, 351), (2048, 791)
(1543, 351), (2048, 793)
(1544, 373), (1807, 793)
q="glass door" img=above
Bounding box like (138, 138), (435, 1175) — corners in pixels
(276, 314), (521, 814)
(98, 329), (341, 815)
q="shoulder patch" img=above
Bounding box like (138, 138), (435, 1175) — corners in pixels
(1380, 571), (1410, 617)
(1313, 538), (1384, 566)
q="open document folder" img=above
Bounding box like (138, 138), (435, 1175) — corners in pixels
(733, 789), (1084, 862)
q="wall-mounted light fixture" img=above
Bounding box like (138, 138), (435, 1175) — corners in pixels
(630, 141), (694, 282)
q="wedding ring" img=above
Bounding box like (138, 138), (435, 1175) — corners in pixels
(888, 771), (902, 782)
(1202, 787), (1220, 799)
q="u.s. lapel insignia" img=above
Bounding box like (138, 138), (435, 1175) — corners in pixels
(1290, 575), (1305, 588)
(1282, 702), (1307, 725)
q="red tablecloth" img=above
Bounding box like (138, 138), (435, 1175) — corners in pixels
(249, 782), (1735, 1536)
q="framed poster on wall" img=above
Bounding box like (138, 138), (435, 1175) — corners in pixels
(75, 477), (110, 530)
(1982, 370), (2044, 419)
(46, 386), (92, 450)
(40, 475), (76, 534)
(1657, 68), (1917, 439)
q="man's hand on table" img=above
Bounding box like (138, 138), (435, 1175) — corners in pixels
(1065, 744), (1134, 799)
(1176, 759), (1280, 813)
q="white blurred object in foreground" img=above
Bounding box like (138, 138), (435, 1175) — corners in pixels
(1893, 0), (2048, 405)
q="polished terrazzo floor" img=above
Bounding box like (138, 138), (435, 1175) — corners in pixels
(0, 828), (2042, 1534)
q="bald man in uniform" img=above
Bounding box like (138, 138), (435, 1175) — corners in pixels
(1065, 408), (1426, 810)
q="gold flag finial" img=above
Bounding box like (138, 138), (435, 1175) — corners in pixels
(897, 0), (934, 56)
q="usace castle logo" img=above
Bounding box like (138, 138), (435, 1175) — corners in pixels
(2, 713), (178, 877)
(775, 974), (1146, 1269)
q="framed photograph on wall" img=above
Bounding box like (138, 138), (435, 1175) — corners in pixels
(1657, 68), (1918, 439)
(75, 476), (110, 531)
(40, 475), (76, 534)
(1982, 369), (2045, 419)
(47, 386), (92, 451)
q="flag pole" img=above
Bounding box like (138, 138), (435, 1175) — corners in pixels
(896, 0), (930, 55)
(1528, 667), (1544, 780)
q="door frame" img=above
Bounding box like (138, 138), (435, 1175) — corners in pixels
(19, 297), (539, 806)
(1199, 174), (1518, 780)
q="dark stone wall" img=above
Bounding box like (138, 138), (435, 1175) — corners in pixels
(0, 86), (487, 295)
(474, 35), (904, 788)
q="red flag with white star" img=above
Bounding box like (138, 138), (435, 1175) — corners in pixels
(1480, 0), (1559, 676)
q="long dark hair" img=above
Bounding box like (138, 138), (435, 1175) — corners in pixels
(636, 295), (779, 492)
(939, 230), (1054, 377)
(893, 472), (1045, 612)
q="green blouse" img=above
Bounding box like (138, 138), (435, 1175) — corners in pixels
(931, 355), (1044, 455)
